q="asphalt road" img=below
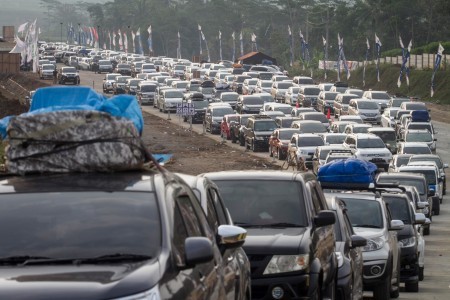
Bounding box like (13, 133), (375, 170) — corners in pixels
(79, 68), (450, 300)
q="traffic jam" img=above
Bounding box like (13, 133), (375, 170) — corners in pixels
(0, 39), (445, 300)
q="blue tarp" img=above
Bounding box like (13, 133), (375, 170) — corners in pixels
(317, 158), (378, 184)
(410, 110), (430, 122)
(0, 86), (143, 139)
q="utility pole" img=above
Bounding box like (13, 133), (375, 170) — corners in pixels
(78, 23), (81, 45)
(60, 22), (63, 43)
(325, 7), (329, 64)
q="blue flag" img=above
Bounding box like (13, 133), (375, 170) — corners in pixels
(397, 36), (412, 87)
(431, 43), (444, 97)
(375, 34), (382, 82)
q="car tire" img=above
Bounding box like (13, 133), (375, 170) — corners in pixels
(251, 140), (256, 152)
(419, 267), (424, 281)
(373, 274), (391, 300)
(433, 200), (440, 216)
(278, 148), (285, 160)
(390, 259), (400, 299)
(423, 226), (430, 236)
(231, 133), (236, 143)
(405, 281), (419, 293)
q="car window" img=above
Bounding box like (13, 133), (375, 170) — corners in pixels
(176, 195), (203, 236)
(209, 188), (228, 225)
(205, 192), (219, 232)
(341, 198), (384, 228)
(383, 196), (412, 224)
(309, 183), (326, 213)
(173, 203), (189, 266)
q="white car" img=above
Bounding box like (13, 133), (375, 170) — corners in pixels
(343, 133), (392, 171)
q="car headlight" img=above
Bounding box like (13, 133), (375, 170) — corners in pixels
(263, 254), (309, 274)
(114, 285), (160, 300)
(335, 251), (344, 268)
(362, 236), (385, 252)
(399, 237), (416, 248)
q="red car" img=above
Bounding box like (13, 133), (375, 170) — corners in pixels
(220, 114), (240, 140)
(269, 128), (301, 160)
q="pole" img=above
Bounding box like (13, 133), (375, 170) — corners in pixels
(60, 22), (63, 43)
(78, 23), (81, 46)
(97, 25), (100, 49)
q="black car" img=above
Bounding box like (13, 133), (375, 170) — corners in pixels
(326, 196), (367, 300)
(57, 67), (80, 85)
(230, 113), (254, 146)
(204, 170), (337, 300)
(114, 63), (132, 76)
(0, 171), (246, 299)
(242, 115), (278, 152)
(184, 95), (209, 124)
(382, 192), (426, 292)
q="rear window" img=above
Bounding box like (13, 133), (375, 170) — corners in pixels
(297, 136), (324, 147)
(243, 97), (263, 105)
(254, 121), (277, 131)
(382, 196), (412, 224)
(377, 176), (425, 194)
(212, 180), (307, 227)
(342, 198), (383, 228)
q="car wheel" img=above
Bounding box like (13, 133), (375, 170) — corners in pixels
(419, 266), (424, 281)
(423, 225), (430, 236)
(405, 281), (419, 293)
(390, 259), (400, 299)
(433, 200), (440, 215)
(251, 140), (256, 152)
(324, 278), (336, 300)
(373, 274), (391, 300)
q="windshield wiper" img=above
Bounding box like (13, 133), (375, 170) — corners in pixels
(0, 256), (51, 265)
(266, 222), (303, 228)
(354, 224), (382, 229)
(21, 253), (153, 266)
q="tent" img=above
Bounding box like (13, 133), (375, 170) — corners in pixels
(237, 51), (277, 66)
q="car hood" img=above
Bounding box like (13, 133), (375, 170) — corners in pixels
(63, 73), (77, 76)
(254, 131), (274, 136)
(243, 227), (307, 255)
(0, 260), (160, 299)
(353, 227), (385, 238)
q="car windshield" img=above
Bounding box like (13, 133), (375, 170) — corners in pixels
(212, 107), (234, 116)
(358, 101), (379, 109)
(0, 192), (160, 259)
(165, 91), (183, 98)
(274, 106), (292, 114)
(299, 78), (314, 84)
(192, 100), (209, 109)
(377, 176), (426, 195)
(277, 82), (293, 89)
(405, 103), (427, 110)
(395, 156), (412, 167)
(174, 82), (188, 89)
(324, 92), (339, 100)
(357, 138), (385, 148)
(341, 198), (383, 228)
(401, 169), (437, 185)
(325, 135), (346, 144)
(409, 157), (442, 168)
(372, 131), (396, 142)
(42, 65), (54, 70)
(129, 80), (142, 86)
(303, 87), (321, 95)
(279, 119), (296, 128)
(236, 76), (251, 83)
(243, 97), (263, 105)
(188, 84), (200, 92)
(406, 123), (433, 133)
(371, 92), (390, 99)
(200, 87), (213, 94)
(106, 74), (118, 80)
(279, 130), (299, 140)
(259, 95), (275, 102)
(298, 136), (324, 147)
(405, 131), (433, 142)
(341, 95), (356, 104)
(63, 67), (76, 73)
(117, 77), (131, 83)
(221, 94), (239, 101)
(300, 123), (327, 133)
(212, 180), (307, 227)
(240, 116), (251, 125)
(304, 114), (328, 123)
(383, 196), (411, 224)
(118, 64), (130, 69)
(99, 61), (111, 65)
(403, 145), (431, 154)
(140, 85), (156, 92)
(352, 126), (370, 134)
(254, 121), (277, 131)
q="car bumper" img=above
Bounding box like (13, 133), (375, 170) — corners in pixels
(361, 116), (381, 124)
(251, 274), (318, 300)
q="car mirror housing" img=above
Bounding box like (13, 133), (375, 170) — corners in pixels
(414, 213), (426, 225)
(350, 235), (367, 248)
(218, 225), (247, 249)
(389, 219), (404, 231)
(313, 210), (336, 227)
(184, 237), (214, 268)
(416, 202), (429, 210)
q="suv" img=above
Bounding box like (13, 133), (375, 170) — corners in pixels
(236, 95), (264, 114)
(204, 170), (338, 300)
(362, 90), (391, 112)
(243, 115), (278, 152)
(348, 98), (381, 124)
(317, 91), (339, 114)
(230, 114), (254, 146)
(204, 104), (235, 134)
(136, 82), (157, 106)
(367, 127), (398, 154)
(288, 133), (325, 169)
(343, 134), (392, 171)
(57, 67), (80, 85)
(408, 154), (448, 195)
(0, 171), (242, 299)
(96, 59), (113, 74)
(333, 93), (358, 118)
(382, 192), (426, 292)
(102, 73), (121, 93)
(325, 191), (403, 300)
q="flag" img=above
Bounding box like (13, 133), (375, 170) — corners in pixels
(322, 36), (327, 79)
(337, 33), (341, 81)
(375, 33), (382, 82)
(299, 30), (309, 69)
(123, 31), (128, 52)
(108, 31), (112, 50)
(219, 30), (222, 61)
(363, 38), (370, 86)
(338, 34), (350, 80)
(136, 28), (143, 55)
(177, 31), (181, 59)
(232, 31), (236, 62)
(251, 33), (257, 51)
(198, 24), (203, 55)
(131, 30), (136, 53)
(112, 31), (116, 49)
(397, 36), (412, 87)
(200, 31), (210, 61)
(17, 22), (28, 34)
(118, 29), (123, 50)
(239, 31), (243, 56)
(288, 26), (293, 67)
(147, 25), (153, 54)
(9, 35), (26, 53)
(431, 43), (444, 97)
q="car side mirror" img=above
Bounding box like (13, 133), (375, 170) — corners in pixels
(217, 225), (247, 249)
(313, 210), (336, 227)
(350, 235), (367, 248)
(416, 202), (429, 210)
(184, 237), (214, 268)
(414, 213), (426, 225)
(389, 219), (404, 231)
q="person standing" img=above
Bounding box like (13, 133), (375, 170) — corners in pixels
(53, 69), (58, 84)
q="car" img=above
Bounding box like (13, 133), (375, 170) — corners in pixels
(362, 90), (391, 112)
(297, 85), (321, 108)
(291, 120), (328, 134)
(284, 86), (301, 106)
(318, 83), (334, 92)
(39, 64), (55, 80)
(176, 174), (251, 300)
(381, 107), (400, 128)
(409, 154), (448, 195)
(274, 116), (300, 128)
(158, 89), (184, 113)
(254, 80), (273, 94)
(242, 78), (258, 95)
(398, 121), (436, 141)
(339, 115), (364, 124)
(229, 114), (255, 146)
(260, 110), (285, 120)
(389, 154), (414, 172)
(204, 104), (235, 134)
(320, 132), (347, 146)
(402, 129), (437, 153)
(203, 170), (338, 300)
(57, 67), (80, 85)
(348, 98), (381, 124)
(0, 170), (240, 299)
(344, 88), (364, 97)
(268, 128), (301, 160)
(333, 93), (359, 118)
(343, 133), (392, 171)
(317, 91), (339, 114)
(329, 81), (349, 93)
(400, 101), (428, 111)
(376, 172), (433, 234)
(136, 82), (158, 105)
(112, 75), (132, 95)
(292, 75), (314, 86)
(270, 81), (293, 103)
(297, 111), (331, 130)
(343, 123), (372, 134)
(325, 191), (403, 300)
(236, 95), (264, 114)
(219, 92), (239, 110)
(290, 106), (316, 117)
(326, 196), (366, 300)
(367, 127), (398, 154)
(381, 192), (426, 292)
(287, 133), (325, 169)
(265, 102), (293, 116)
(102, 73), (121, 93)
(125, 78), (144, 95)
(96, 59), (113, 73)
(114, 63), (132, 76)
(77, 57), (92, 70)
(388, 97), (411, 108)
(184, 94), (209, 123)
(243, 115), (278, 152)
(397, 142), (432, 155)
(232, 75), (251, 94)
(329, 121), (357, 133)
(312, 145), (349, 174)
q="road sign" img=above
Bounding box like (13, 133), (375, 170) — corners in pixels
(176, 103), (195, 116)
